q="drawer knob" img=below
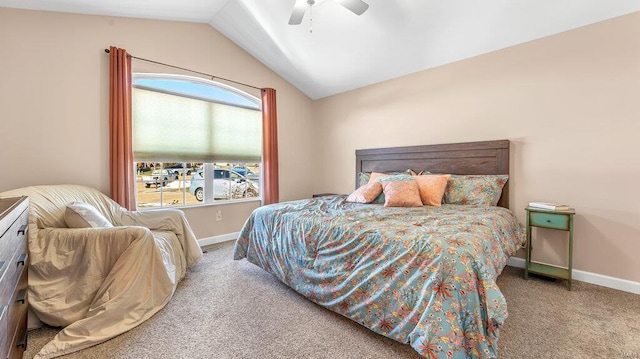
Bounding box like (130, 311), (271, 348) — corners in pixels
(17, 224), (27, 235)
(16, 334), (27, 349)
(16, 288), (26, 304)
(16, 253), (27, 267)
(546, 219), (551, 223)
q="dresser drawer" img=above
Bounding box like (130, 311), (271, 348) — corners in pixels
(529, 211), (570, 230)
(0, 198), (28, 240)
(0, 209), (29, 306)
(0, 259), (27, 359)
(6, 269), (28, 359)
(0, 205), (28, 273)
(0, 197), (29, 359)
(0, 305), (7, 358)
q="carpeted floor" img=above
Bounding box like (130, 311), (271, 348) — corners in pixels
(23, 241), (640, 359)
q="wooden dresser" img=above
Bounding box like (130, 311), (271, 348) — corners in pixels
(0, 196), (29, 359)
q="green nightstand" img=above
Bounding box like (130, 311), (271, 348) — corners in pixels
(524, 206), (575, 290)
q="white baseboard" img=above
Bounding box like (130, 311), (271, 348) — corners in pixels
(198, 232), (240, 247)
(507, 257), (640, 295)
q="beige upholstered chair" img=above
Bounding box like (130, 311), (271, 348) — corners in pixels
(0, 184), (203, 358)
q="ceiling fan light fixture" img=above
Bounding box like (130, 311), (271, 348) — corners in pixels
(288, 0), (369, 26)
(335, 0), (369, 15)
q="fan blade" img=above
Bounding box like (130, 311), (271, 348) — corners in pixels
(336, 0), (369, 15)
(289, 0), (308, 25)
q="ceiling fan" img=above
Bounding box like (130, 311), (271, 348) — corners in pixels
(288, 0), (369, 26)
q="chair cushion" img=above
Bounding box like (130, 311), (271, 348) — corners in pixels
(65, 201), (114, 228)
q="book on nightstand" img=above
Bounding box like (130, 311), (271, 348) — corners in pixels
(528, 202), (573, 211)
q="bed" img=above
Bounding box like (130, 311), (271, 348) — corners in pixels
(234, 140), (525, 358)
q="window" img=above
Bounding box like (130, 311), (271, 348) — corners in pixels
(132, 74), (262, 208)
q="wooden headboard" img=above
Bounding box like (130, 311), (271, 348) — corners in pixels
(355, 140), (510, 208)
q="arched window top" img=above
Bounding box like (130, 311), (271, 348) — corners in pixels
(133, 73), (261, 110)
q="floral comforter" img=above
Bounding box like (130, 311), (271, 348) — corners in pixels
(234, 195), (525, 358)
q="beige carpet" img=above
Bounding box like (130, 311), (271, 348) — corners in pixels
(23, 242), (640, 359)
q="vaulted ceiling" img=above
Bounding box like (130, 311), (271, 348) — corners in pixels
(2, 0), (639, 99)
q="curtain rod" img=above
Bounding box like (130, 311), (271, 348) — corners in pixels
(104, 48), (262, 91)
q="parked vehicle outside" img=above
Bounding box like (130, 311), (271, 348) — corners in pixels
(230, 167), (260, 182)
(189, 168), (259, 201)
(143, 169), (179, 188)
(137, 163), (152, 174)
(165, 163), (196, 176)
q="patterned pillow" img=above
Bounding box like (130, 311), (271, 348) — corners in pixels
(414, 174), (451, 206)
(443, 175), (509, 206)
(357, 170), (420, 187)
(378, 175), (423, 207)
(357, 172), (372, 187)
(368, 171), (391, 183)
(346, 182), (383, 204)
(65, 201), (113, 228)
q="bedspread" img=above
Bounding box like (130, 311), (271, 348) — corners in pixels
(234, 195), (525, 358)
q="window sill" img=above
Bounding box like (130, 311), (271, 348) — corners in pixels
(137, 197), (261, 211)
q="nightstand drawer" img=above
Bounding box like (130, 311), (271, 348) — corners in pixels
(529, 211), (570, 230)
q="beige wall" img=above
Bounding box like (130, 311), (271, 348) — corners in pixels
(0, 8), (314, 239)
(312, 13), (640, 283)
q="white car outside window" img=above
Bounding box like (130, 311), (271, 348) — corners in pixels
(189, 168), (259, 201)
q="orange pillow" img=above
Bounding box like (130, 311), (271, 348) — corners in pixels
(380, 180), (422, 207)
(346, 182), (383, 203)
(414, 174), (451, 206)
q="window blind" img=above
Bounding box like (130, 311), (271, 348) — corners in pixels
(132, 87), (262, 163)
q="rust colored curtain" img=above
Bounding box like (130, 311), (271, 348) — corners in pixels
(261, 88), (279, 205)
(108, 46), (136, 210)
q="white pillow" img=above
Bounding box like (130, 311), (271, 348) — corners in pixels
(65, 201), (113, 228)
